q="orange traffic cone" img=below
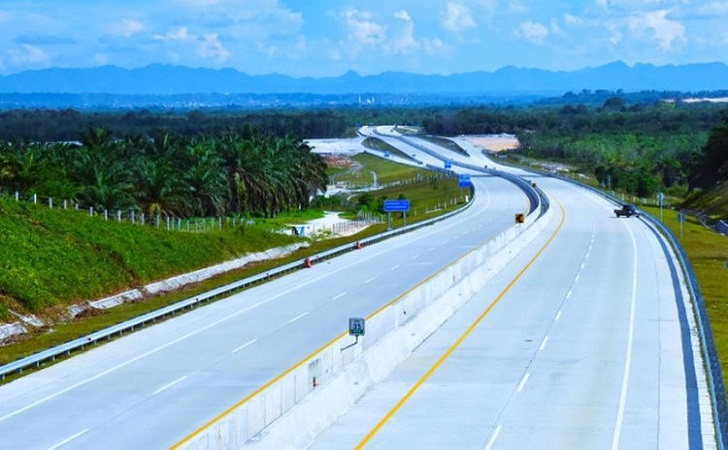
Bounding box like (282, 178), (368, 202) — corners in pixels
(304, 257), (312, 268)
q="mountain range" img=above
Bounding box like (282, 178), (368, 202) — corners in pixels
(1, 61), (728, 96)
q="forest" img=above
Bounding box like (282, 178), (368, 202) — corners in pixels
(2, 94), (728, 215)
(421, 99), (728, 198)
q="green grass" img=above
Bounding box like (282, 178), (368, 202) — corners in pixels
(644, 206), (728, 378)
(0, 198), (300, 317)
(361, 137), (419, 164)
(684, 181), (728, 219)
(418, 135), (468, 157)
(0, 157), (462, 369)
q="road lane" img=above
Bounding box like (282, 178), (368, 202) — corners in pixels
(309, 174), (709, 449)
(0, 172), (528, 448)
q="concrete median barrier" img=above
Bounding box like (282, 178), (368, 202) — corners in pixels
(177, 201), (553, 450)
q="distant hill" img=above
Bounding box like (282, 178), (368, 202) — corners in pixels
(1, 61), (728, 96)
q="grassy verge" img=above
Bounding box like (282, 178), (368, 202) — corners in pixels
(643, 206), (728, 378)
(0, 161), (461, 368)
(361, 137), (419, 164)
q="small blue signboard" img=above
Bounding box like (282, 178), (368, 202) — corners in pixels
(349, 318), (365, 336)
(458, 174), (471, 188)
(383, 199), (410, 212)
(444, 160), (452, 169)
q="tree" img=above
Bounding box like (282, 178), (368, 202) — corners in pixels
(689, 117), (728, 189)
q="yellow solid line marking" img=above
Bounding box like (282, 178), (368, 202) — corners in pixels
(171, 207), (521, 449)
(355, 201), (565, 449)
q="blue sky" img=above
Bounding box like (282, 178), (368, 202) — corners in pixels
(0, 0), (726, 76)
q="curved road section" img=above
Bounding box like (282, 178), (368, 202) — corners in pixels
(0, 151), (527, 449)
(306, 130), (714, 449)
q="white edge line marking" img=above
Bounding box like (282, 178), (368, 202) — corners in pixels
(516, 372), (531, 392)
(232, 338), (258, 354)
(539, 336), (549, 351)
(0, 288), (303, 422)
(47, 428), (91, 450)
(1, 188), (495, 423)
(484, 424), (503, 450)
(153, 375), (189, 395)
(288, 312), (309, 324)
(611, 220), (638, 450)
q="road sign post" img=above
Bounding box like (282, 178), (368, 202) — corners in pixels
(383, 199), (410, 230)
(458, 174), (472, 188)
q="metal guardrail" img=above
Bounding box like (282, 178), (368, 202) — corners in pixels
(0, 196), (476, 380)
(0, 141), (547, 382)
(390, 134), (543, 216)
(547, 173), (727, 449)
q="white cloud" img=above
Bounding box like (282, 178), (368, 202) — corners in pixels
(109, 19), (145, 37)
(514, 21), (549, 44)
(153, 27), (191, 41)
(394, 10), (411, 22)
(386, 10), (418, 55)
(627, 9), (685, 51)
(441, 3), (476, 33)
(199, 33), (231, 62)
(341, 9), (385, 46)
(9, 44), (50, 65)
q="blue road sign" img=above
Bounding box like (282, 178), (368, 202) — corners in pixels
(383, 199), (410, 212)
(458, 174), (471, 187)
(444, 160), (452, 169)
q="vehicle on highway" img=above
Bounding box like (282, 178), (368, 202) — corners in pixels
(614, 204), (641, 218)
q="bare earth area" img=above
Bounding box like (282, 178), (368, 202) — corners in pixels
(462, 133), (520, 152)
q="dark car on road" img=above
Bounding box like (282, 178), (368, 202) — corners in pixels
(614, 204), (641, 218)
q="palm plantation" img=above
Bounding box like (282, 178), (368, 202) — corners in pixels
(0, 127), (328, 220)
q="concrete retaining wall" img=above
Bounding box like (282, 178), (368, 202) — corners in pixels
(178, 206), (554, 450)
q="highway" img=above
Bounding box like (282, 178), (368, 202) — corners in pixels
(0, 127), (714, 449)
(0, 153), (527, 448)
(306, 130), (713, 449)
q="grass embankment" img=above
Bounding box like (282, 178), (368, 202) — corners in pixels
(643, 206), (728, 377)
(361, 137), (418, 164)
(0, 158), (461, 366)
(683, 181), (728, 219)
(0, 198), (299, 318)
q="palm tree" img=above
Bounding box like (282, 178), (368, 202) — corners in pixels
(182, 138), (227, 217)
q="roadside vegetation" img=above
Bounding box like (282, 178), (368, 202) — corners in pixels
(643, 206), (728, 377)
(0, 146), (460, 366)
